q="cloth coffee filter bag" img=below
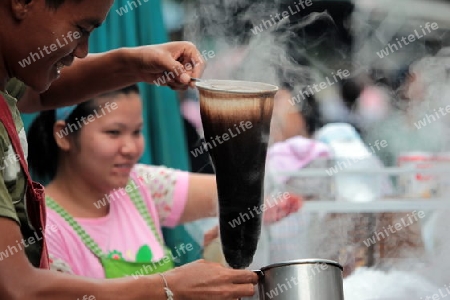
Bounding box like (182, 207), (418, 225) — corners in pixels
(196, 80), (277, 269)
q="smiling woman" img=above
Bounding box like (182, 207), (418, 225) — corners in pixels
(28, 84), (142, 184)
(26, 84), (219, 278)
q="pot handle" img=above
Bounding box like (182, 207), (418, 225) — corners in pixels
(253, 269), (264, 280)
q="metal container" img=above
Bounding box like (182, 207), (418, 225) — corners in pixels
(254, 259), (344, 300)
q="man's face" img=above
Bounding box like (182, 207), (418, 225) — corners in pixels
(4, 0), (114, 92)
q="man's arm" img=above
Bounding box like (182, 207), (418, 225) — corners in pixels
(18, 42), (204, 113)
(0, 217), (258, 300)
(0, 218), (165, 300)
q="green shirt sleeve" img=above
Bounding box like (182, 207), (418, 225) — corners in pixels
(0, 137), (20, 224)
(5, 78), (27, 101)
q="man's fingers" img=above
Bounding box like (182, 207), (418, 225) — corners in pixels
(151, 42), (207, 90)
(179, 73), (190, 84)
(167, 81), (188, 90)
(231, 270), (259, 285)
(230, 284), (257, 298)
(191, 53), (206, 79)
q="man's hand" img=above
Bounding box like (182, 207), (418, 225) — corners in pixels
(164, 259), (258, 300)
(129, 41), (206, 90)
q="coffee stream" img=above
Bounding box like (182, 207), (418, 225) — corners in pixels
(200, 93), (274, 269)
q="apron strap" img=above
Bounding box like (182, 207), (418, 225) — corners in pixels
(46, 177), (167, 258)
(126, 178), (165, 247)
(45, 197), (104, 258)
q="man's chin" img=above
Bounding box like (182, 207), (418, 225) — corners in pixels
(27, 79), (53, 94)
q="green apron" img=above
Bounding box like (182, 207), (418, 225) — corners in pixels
(46, 180), (174, 278)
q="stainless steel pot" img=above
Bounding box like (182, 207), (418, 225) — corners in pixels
(254, 259), (344, 300)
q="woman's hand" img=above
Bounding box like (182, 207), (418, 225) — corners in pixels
(163, 259), (258, 300)
(263, 193), (303, 224)
(128, 41), (206, 90)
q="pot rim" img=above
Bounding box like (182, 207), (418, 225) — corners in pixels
(195, 79), (279, 95)
(260, 258), (343, 272)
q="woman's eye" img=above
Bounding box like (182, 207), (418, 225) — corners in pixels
(106, 130), (120, 136)
(133, 129), (142, 136)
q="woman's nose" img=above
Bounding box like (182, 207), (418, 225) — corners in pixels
(120, 138), (140, 156)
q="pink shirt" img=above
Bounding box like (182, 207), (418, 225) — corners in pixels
(45, 164), (189, 278)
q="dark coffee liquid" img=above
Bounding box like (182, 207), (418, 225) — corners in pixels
(200, 94), (274, 269)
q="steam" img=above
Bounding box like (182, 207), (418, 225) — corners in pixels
(183, 0), (338, 93)
(182, 0), (450, 297)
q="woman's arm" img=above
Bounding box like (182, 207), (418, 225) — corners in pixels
(132, 165), (217, 225)
(134, 165), (301, 225)
(179, 173), (218, 223)
(179, 174), (303, 224)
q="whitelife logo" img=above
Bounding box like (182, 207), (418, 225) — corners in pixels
(153, 50), (215, 87)
(414, 104), (450, 129)
(190, 121), (253, 158)
(77, 296), (95, 300)
(56, 102), (118, 139)
(18, 31), (81, 68)
(130, 243), (194, 278)
(362, 211), (425, 247)
(228, 192), (290, 228)
(421, 283), (450, 300)
(376, 22), (439, 59)
(116, 0), (149, 16)
(251, 0), (314, 35)
(325, 139), (388, 176)
(1, 152), (20, 172)
(264, 263), (329, 299)
(288, 69), (350, 106)
(0, 224), (59, 262)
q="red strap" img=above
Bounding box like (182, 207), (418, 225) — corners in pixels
(0, 94), (49, 269)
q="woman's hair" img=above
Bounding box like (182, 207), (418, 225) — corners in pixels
(27, 84), (140, 182)
(293, 87), (323, 137)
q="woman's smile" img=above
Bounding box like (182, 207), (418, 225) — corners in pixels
(112, 163), (134, 175)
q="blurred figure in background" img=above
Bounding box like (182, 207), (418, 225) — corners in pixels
(364, 55), (450, 167)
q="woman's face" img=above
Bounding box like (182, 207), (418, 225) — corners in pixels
(4, 0), (113, 92)
(62, 94), (145, 192)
